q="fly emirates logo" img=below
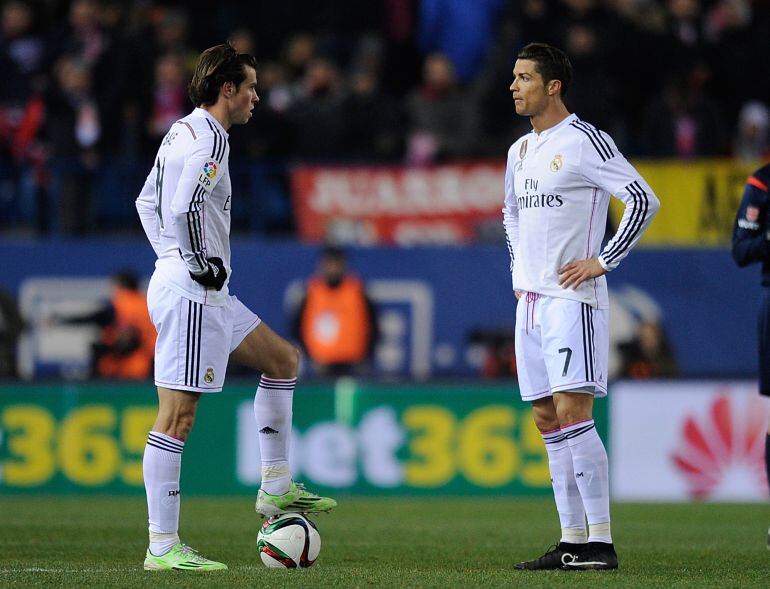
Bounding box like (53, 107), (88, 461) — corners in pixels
(517, 178), (564, 209)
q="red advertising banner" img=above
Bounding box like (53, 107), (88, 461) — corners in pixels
(291, 162), (506, 245)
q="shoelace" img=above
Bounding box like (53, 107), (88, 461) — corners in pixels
(295, 482), (319, 497)
(178, 544), (208, 563)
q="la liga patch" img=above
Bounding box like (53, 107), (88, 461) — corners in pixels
(197, 160), (219, 191)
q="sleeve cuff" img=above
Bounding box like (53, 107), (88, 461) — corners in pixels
(598, 256), (612, 272)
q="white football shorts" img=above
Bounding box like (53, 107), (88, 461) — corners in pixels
(515, 293), (608, 401)
(147, 273), (261, 392)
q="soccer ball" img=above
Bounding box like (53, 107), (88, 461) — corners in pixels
(257, 513), (321, 568)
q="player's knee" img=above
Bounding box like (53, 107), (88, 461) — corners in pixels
(265, 344), (299, 378)
(532, 412), (559, 432)
(555, 405), (590, 428)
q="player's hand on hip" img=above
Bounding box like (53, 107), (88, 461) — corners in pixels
(558, 258), (606, 290)
(190, 257), (227, 290)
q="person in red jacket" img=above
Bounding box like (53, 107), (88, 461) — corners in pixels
(294, 246), (378, 376)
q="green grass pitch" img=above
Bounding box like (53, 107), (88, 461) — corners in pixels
(0, 496), (767, 588)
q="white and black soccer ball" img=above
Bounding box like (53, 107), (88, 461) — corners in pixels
(257, 513), (321, 568)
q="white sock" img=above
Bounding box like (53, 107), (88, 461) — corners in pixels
(143, 431), (184, 555)
(563, 419), (612, 543)
(541, 428), (587, 544)
(254, 376), (295, 495)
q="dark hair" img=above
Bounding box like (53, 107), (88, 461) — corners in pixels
(114, 270), (139, 291)
(517, 43), (572, 97)
(188, 43), (258, 107)
(320, 245), (345, 261)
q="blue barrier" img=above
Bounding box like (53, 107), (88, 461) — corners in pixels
(0, 240), (763, 378)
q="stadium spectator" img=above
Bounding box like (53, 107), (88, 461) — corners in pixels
(287, 57), (347, 160)
(146, 52), (189, 144)
(0, 0), (45, 231)
(49, 271), (156, 380)
(293, 246), (379, 376)
(733, 101), (770, 161)
(0, 286), (23, 378)
(417, 0), (504, 84)
(618, 319), (679, 379)
(340, 68), (404, 161)
(44, 55), (101, 235)
(731, 161), (770, 545)
(0, 0), (769, 234)
(406, 52), (476, 164)
(639, 67), (726, 157)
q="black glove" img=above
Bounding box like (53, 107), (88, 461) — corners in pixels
(189, 257), (227, 290)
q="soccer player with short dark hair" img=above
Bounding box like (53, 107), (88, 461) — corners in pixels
(135, 43), (336, 572)
(731, 162), (770, 548)
(503, 43), (660, 571)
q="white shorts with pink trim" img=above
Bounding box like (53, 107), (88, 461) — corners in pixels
(514, 293), (608, 401)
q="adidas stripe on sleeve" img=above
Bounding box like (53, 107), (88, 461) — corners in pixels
(169, 130), (227, 276)
(575, 125), (660, 272)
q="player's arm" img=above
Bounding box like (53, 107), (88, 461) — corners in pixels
(169, 134), (227, 289)
(731, 173), (770, 267)
(560, 132), (659, 289)
(135, 165), (162, 256)
(502, 149), (520, 298)
(585, 133), (660, 272)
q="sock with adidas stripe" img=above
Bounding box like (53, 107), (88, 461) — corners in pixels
(563, 419), (612, 543)
(143, 431), (184, 555)
(254, 376), (295, 495)
(541, 427), (588, 544)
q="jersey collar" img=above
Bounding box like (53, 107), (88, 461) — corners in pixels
(194, 108), (229, 137)
(535, 113), (577, 139)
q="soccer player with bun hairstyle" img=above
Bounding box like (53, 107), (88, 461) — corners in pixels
(135, 42), (336, 572)
(503, 43), (659, 571)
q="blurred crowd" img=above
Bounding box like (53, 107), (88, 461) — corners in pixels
(1, 0), (770, 236)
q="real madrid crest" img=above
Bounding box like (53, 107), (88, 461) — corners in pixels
(550, 154), (563, 172)
(519, 139), (528, 159)
(204, 367), (215, 384)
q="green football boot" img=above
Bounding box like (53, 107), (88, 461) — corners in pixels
(143, 543), (228, 571)
(256, 481), (337, 517)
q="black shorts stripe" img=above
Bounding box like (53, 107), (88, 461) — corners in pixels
(185, 300), (193, 385)
(195, 303), (203, 387)
(602, 181), (649, 264)
(185, 301), (202, 387)
(581, 304), (594, 381)
(587, 306), (595, 381)
(570, 121), (610, 161)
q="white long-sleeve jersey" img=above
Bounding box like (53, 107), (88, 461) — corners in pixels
(503, 113), (659, 309)
(136, 108), (232, 306)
